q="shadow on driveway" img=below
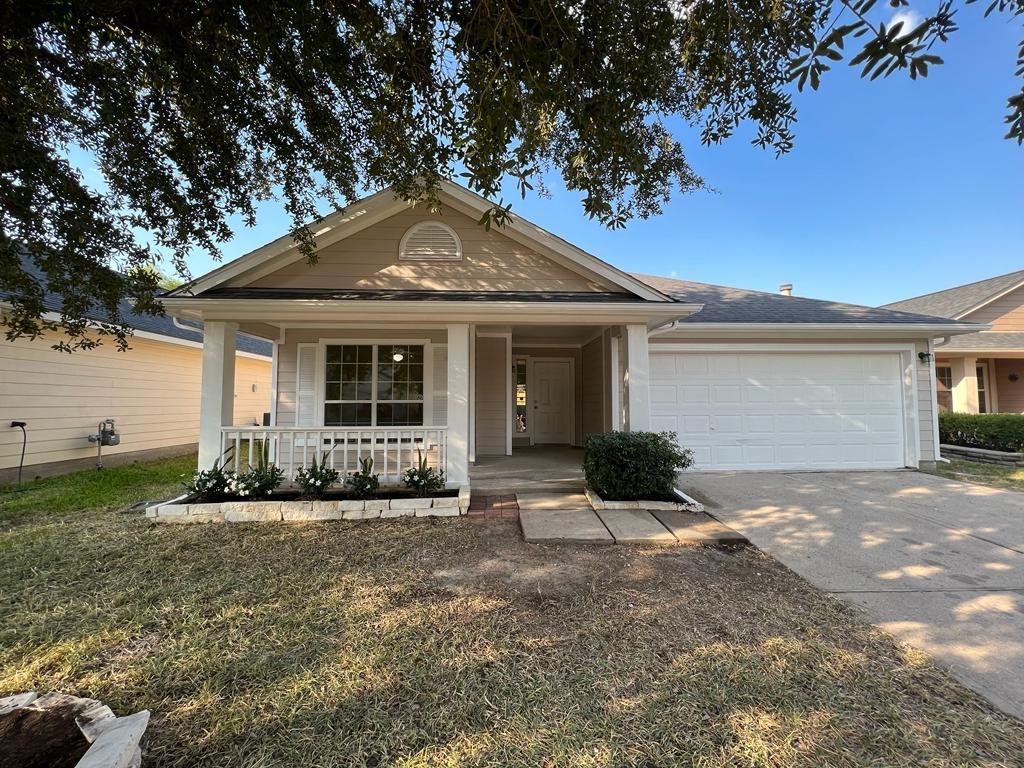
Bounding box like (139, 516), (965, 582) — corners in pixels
(683, 469), (1024, 720)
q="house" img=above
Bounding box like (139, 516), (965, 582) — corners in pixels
(0, 257), (273, 482)
(884, 270), (1024, 414)
(162, 181), (980, 486)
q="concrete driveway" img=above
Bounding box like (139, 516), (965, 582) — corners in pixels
(683, 470), (1024, 720)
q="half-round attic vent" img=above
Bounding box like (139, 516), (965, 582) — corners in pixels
(399, 221), (463, 261)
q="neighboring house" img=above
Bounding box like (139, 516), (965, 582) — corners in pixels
(162, 180), (979, 484)
(1, 257), (272, 481)
(884, 270), (1024, 414)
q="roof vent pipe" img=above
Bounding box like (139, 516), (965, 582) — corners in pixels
(779, 283), (793, 296)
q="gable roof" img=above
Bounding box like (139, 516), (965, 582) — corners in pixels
(634, 274), (983, 327)
(171, 180), (671, 303)
(5, 253), (272, 356)
(881, 269), (1024, 319)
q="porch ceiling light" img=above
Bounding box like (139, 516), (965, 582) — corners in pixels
(392, 352), (404, 362)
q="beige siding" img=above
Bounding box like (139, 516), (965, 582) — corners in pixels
(647, 335), (939, 466)
(242, 205), (619, 293)
(0, 333), (271, 470)
(994, 359), (1024, 413)
(475, 336), (508, 456)
(915, 340), (937, 463)
(581, 335), (609, 438)
(275, 329), (448, 427)
(512, 346), (583, 445)
(963, 287), (1024, 330)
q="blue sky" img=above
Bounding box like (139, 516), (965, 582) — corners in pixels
(181, 8), (1023, 308)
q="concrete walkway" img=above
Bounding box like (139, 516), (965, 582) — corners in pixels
(517, 492), (746, 546)
(683, 470), (1024, 720)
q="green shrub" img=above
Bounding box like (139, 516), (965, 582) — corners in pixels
(583, 431), (693, 500)
(938, 412), (1024, 453)
(344, 456), (380, 499)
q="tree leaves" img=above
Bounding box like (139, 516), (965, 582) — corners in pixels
(1, 0), (1021, 350)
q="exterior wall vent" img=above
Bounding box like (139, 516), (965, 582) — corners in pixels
(399, 221), (463, 261)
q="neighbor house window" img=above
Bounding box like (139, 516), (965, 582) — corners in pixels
(398, 221), (462, 261)
(324, 344), (424, 427)
(935, 364), (953, 412)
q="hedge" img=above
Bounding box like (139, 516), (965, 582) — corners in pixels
(583, 431), (693, 501)
(938, 412), (1024, 453)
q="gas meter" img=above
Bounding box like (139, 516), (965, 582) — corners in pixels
(87, 419), (120, 468)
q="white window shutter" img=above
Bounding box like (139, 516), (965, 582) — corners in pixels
(295, 344), (317, 426)
(432, 344), (448, 426)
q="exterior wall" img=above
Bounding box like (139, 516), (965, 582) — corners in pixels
(580, 334), (611, 438)
(914, 340), (937, 463)
(243, 205), (619, 293)
(274, 328), (448, 427)
(963, 286), (1024, 330)
(0, 332), (270, 471)
(474, 335), (508, 457)
(512, 346), (583, 445)
(647, 335), (938, 466)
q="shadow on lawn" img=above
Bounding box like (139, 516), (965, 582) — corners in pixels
(1, 511), (1023, 767)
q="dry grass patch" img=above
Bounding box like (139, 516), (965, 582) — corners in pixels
(928, 459), (1024, 492)
(2, 457), (1023, 767)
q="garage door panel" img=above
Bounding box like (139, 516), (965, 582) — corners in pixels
(650, 385), (677, 404)
(681, 385), (709, 403)
(650, 351), (906, 471)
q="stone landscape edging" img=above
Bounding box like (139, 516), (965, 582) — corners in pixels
(147, 485), (471, 523)
(584, 487), (704, 513)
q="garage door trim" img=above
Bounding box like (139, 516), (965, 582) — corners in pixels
(648, 342), (921, 470)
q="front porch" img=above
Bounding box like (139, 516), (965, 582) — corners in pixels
(469, 446), (585, 495)
(195, 318), (662, 489)
(936, 354), (1024, 414)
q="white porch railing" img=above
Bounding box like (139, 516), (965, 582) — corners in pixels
(219, 426), (448, 486)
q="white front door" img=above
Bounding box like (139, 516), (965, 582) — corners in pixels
(532, 359), (572, 444)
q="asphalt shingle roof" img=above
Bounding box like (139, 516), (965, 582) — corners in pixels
(935, 331), (1024, 351)
(881, 269), (1024, 319)
(6, 254), (272, 356)
(632, 274), (974, 326)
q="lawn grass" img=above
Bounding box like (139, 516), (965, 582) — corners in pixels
(927, 459), (1024, 492)
(2, 457), (1023, 767)
(0, 453), (194, 524)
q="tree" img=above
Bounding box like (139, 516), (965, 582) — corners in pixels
(2, 0), (1021, 350)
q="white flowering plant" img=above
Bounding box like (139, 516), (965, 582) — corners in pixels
(231, 463), (285, 498)
(295, 452), (341, 499)
(344, 456), (380, 499)
(402, 451), (445, 497)
(184, 461), (233, 501)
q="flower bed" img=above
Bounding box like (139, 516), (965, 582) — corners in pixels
(147, 485), (471, 523)
(584, 487), (704, 513)
(150, 453), (467, 523)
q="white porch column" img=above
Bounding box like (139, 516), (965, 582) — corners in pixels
(198, 320), (238, 470)
(952, 356), (979, 413)
(446, 323), (471, 486)
(625, 323), (651, 431)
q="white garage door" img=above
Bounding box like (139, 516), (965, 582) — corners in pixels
(649, 352), (907, 471)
